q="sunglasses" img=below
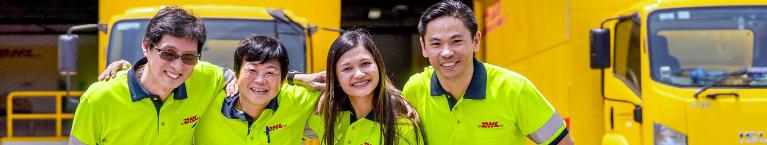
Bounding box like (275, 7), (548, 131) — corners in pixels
(151, 46), (200, 65)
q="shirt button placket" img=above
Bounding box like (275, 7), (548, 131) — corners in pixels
(452, 106), (459, 125)
(455, 107), (461, 125)
(451, 105), (462, 143)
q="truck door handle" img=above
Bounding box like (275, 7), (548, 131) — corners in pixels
(706, 92), (739, 99)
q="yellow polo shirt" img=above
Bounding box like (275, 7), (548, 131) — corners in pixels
(70, 58), (227, 145)
(402, 59), (568, 145)
(194, 84), (321, 145)
(307, 100), (424, 145)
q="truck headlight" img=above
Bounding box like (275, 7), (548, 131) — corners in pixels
(654, 123), (687, 145)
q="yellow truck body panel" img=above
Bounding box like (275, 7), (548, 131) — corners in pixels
(475, 0), (767, 144)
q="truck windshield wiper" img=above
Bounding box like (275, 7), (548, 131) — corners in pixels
(693, 69), (747, 99)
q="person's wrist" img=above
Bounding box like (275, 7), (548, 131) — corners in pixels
(287, 70), (302, 85)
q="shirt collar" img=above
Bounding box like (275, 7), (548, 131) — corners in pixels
(221, 93), (279, 122)
(429, 58), (487, 100)
(340, 97), (376, 122)
(127, 57), (189, 102)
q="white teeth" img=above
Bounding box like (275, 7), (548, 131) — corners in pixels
(165, 71), (181, 79)
(442, 62), (456, 67)
(250, 88), (268, 93)
(352, 80), (369, 87)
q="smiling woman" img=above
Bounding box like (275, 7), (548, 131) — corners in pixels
(233, 35), (289, 117)
(312, 29), (426, 145)
(191, 34), (324, 145)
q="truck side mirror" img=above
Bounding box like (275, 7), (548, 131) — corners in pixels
(58, 24), (99, 75)
(59, 34), (79, 75)
(590, 28), (611, 69)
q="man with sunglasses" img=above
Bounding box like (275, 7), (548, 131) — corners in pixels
(69, 6), (231, 145)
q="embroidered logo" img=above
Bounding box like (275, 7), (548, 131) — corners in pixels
(268, 124), (286, 132)
(478, 121), (502, 128)
(362, 142), (372, 145)
(180, 115), (199, 125)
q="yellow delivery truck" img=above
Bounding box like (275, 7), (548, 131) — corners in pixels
(474, 0), (767, 144)
(3, 1), (339, 144)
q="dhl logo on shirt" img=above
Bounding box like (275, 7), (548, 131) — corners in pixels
(268, 124), (286, 132)
(180, 115), (199, 125)
(478, 121), (502, 128)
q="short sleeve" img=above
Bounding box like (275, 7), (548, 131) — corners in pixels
(402, 74), (425, 104)
(306, 114), (325, 139)
(395, 119), (425, 145)
(514, 79), (567, 144)
(70, 89), (103, 145)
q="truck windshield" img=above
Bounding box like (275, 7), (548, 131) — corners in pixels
(107, 19), (307, 72)
(648, 7), (767, 87)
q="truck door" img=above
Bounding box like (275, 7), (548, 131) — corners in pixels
(603, 16), (644, 145)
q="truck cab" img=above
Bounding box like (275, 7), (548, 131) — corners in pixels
(591, 0), (767, 144)
(103, 5), (313, 72)
(2, 4), (326, 144)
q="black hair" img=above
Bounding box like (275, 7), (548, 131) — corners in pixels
(144, 5), (207, 54)
(417, 0), (478, 38)
(233, 35), (289, 80)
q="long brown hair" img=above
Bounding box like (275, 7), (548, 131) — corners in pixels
(320, 29), (425, 145)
